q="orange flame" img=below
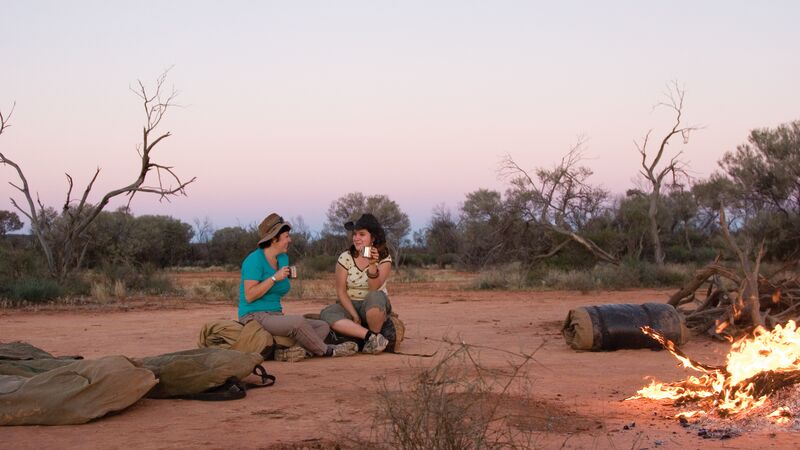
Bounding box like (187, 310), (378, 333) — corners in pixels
(768, 407), (792, 424)
(627, 320), (800, 419)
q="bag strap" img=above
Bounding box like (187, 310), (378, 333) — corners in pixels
(244, 364), (276, 389)
(174, 366), (275, 401)
(174, 377), (247, 401)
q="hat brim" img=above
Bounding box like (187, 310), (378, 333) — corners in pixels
(258, 222), (291, 245)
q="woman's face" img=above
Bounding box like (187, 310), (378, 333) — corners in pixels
(273, 231), (292, 252)
(352, 229), (373, 251)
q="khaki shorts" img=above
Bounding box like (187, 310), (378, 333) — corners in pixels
(320, 291), (392, 325)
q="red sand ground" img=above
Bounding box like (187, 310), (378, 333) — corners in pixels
(0, 272), (796, 449)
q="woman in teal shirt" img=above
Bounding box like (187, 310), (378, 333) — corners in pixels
(239, 213), (357, 360)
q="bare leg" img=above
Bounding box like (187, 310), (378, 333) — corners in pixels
(366, 307), (386, 333)
(330, 319), (369, 339)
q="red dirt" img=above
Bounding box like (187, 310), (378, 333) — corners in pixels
(1, 272), (796, 449)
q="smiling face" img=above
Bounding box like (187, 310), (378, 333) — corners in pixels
(272, 230), (292, 253)
(352, 228), (373, 252)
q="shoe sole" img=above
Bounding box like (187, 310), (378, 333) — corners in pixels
(362, 335), (389, 354)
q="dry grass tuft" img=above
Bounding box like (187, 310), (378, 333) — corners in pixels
(344, 338), (546, 449)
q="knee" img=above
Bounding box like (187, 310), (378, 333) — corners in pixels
(318, 321), (331, 335)
(286, 316), (307, 331)
(365, 291), (388, 312)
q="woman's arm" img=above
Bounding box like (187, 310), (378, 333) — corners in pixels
(243, 267), (289, 303)
(367, 260), (392, 290)
(335, 263), (361, 324)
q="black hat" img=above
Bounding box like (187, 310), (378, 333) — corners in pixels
(344, 213), (386, 245)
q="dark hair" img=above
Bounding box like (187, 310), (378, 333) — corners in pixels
(258, 224), (291, 249)
(346, 214), (389, 259)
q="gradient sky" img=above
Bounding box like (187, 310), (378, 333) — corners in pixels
(2, 1), (799, 234)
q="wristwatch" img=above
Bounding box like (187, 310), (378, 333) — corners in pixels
(270, 275), (277, 282)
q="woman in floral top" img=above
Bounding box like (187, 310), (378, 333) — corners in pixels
(320, 213), (393, 354)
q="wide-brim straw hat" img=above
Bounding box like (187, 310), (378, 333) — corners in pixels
(257, 213), (291, 246)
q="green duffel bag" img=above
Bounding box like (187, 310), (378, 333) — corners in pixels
(0, 355), (157, 426)
(132, 348), (268, 399)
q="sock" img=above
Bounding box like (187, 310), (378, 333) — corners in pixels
(324, 346), (333, 357)
(364, 330), (374, 341)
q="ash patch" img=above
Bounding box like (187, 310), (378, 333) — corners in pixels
(673, 384), (800, 438)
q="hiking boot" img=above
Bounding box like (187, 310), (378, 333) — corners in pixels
(274, 345), (309, 362)
(329, 341), (358, 357)
(362, 333), (389, 354)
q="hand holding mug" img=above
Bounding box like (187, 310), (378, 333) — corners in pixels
(274, 267), (290, 281)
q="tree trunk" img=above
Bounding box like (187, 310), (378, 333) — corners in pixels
(648, 191), (665, 266)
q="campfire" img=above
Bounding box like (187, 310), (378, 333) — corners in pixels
(627, 321), (800, 424)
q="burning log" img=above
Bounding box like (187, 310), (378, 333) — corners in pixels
(628, 321), (800, 420)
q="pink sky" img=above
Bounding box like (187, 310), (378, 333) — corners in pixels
(2, 1), (799, 234)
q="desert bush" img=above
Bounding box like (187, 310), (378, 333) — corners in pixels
(635, 262), (693, 287)
(90, 281), (111, 301)
(95, 263), (177, 296)
(190, 278), (237, 301)
(469, 263), (527, 290)
(7, 278), (63, 303)
(397, 253), (424, 267)
(591, 263), (641, 290)
(298, 255), (337, 279)
(541, 269), (596, 293)
(392, 267), (432, 283)
(56, 274), (91, 297)
(169, 265), (237, 273)
(665, 244), (718, 264)
(436, 252), (459, 268)
(285, 279), (336, 300)
(358, 341), (538, 449)
(538, 261), (693, 291)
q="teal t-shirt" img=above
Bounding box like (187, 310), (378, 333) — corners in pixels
(238, 250), (290, 318)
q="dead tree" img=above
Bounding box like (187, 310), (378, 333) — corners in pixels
(0, 71), (196, 282)
(666, 206), (798, 336)
(636, 81), (700, 266)
(500, 139), (620, 265)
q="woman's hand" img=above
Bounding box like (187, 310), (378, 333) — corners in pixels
(274, 267), (290, 281)
(369, 246), (380, 262)
(348, 310), (362, 325)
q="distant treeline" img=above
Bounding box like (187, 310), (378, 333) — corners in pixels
(1, 120), (799, 291)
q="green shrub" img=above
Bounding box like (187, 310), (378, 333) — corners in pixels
(470, 263), (526, 290)
(637, 262), (692, 287)
(436, 253), (459, 268)
(60, 276), (92, 297)
(593, 263), (641, 290)
(297, 255), (337, 279)
(398, 253), (424, 267)
(393, 267), (432, 283)
(8, 278), (63, 303)
(96, 263), (178, 295)
(541, 269), (595, 293)
(208, 279), (237, 300)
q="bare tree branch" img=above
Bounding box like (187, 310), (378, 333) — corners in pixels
(0, 70), (195, 281)
(636, 81), (702, 266)
(501, 138), (619, 265)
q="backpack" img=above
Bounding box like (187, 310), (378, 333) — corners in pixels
(198, 319), (296, 359)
